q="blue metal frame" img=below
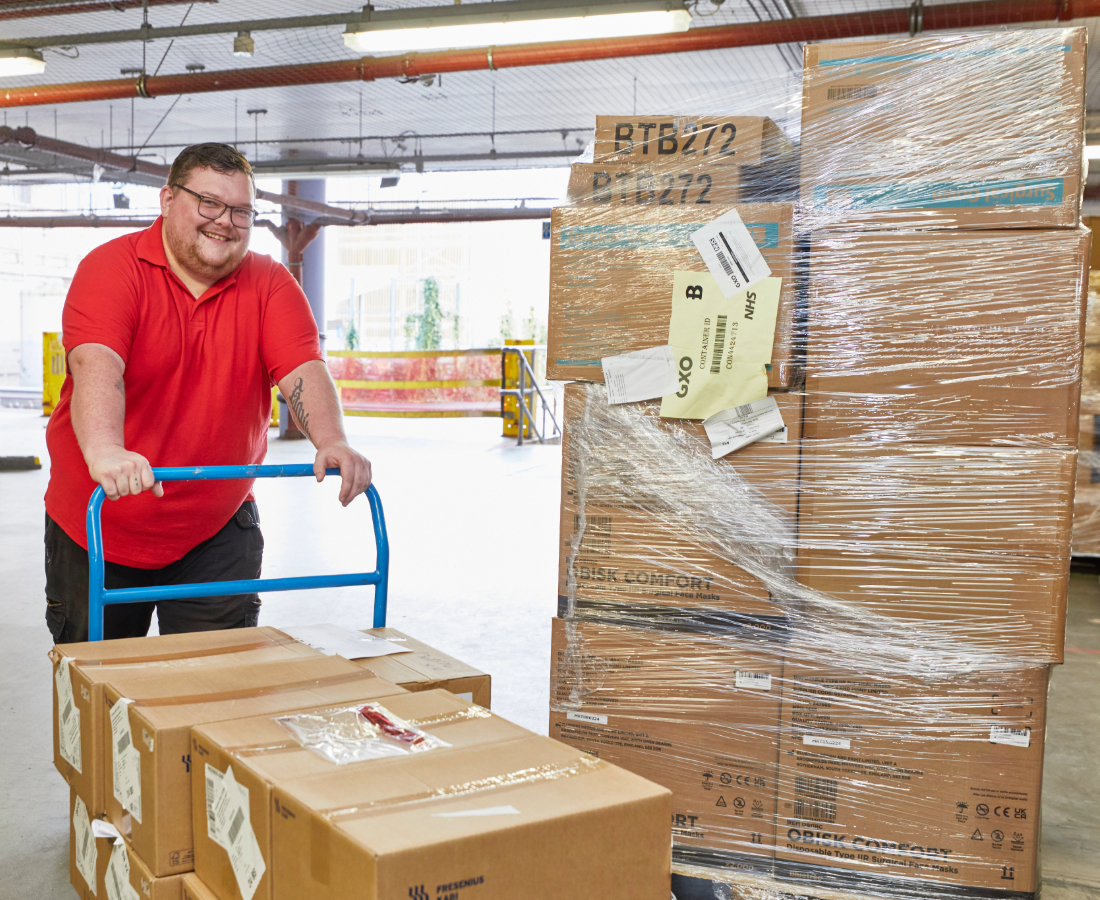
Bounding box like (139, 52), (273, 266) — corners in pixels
(85, 464), (389, 641)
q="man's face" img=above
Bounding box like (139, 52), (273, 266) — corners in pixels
(160, 166), (254, 283)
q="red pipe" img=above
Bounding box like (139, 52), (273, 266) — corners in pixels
(0, 0), (1092, 108)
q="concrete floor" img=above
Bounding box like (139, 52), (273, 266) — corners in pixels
(0, 406), (1097, 899)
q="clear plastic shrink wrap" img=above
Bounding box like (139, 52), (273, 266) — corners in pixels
(547, 26), (1087, 900)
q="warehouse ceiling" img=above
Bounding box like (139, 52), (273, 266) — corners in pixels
(0, 0), (1097, 189)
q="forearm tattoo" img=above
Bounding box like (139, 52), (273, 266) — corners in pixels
(289, 377), (311, 438)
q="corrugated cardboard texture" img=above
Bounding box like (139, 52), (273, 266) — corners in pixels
(181, 872), (218, 900)
(773, 647), (1048, 897)
(800, 29), (1085, 230)
(547, 203), (798, 389)
(270, 734), (672, 900)
(548, 617), (780, 874)
(191, 689), (521, 900)
(52, 627), (322, 815)
(558, 384), (800, 629)
(101, 655), (373, 877)
(348, 627), (491, 707)
(567, 161), (744, 207)
(804, 228), (1089, 447)
(592, 116), (793, 167)
(70, 788), (185, 900)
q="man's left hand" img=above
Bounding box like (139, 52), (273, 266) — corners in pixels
(313, 440), (372, 506)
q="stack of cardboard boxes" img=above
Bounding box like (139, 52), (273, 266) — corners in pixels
(1073, 271), (1100, 554)
(56, 625), (672, 899)
(548, 26), (1087, 900)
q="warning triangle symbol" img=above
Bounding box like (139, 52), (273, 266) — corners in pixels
(716, 796), (727, 808)
(971, 829), (983, 841)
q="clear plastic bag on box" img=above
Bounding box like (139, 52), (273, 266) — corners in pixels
(277, 702), (449, 765)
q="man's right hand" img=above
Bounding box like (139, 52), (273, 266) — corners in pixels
(87, 445), (163, 501)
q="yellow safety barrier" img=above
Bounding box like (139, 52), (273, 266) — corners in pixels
(43, 332), (66, 417)
(502, 340), (537, 439)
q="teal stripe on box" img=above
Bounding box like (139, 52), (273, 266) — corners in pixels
(560, 221), (780, 251)
(818, 44), (1071, 67)
(812, 178), (1064, 210)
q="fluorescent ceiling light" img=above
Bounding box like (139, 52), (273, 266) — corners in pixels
(344, 0), (691, 54)
(0, 46), (46, 77)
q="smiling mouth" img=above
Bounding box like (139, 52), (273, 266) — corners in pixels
(201, 229), (231, 243)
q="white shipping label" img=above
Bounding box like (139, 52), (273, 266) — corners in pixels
(92, 819), (123, 841)
(204, 764), (228, 850)
(280, 623), (412, 660)
(601, 345), (680, 405)
(212, 766), (265, 900)
(803, 735), (851, 750)
(757, 426), (788, 444)
(703, 397), (785, 460)
(735, 671), (773, 691)
(72, 794), (97, 891)
(109, 698), (142, 824)
(990, 726), (1031, 748)
(105, 841), (139, 900)
(566, 711), (608, 725)
(691, 209), (772, 298)
(56, 657), (82, 773)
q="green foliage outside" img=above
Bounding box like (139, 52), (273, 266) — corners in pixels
(405, 277), (457, 350)
(344, 321), (359, 351)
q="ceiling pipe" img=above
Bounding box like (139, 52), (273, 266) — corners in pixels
(0, 125), (370, 223)
(0, 0), (1091, 108)
(0, 0), (204, 23)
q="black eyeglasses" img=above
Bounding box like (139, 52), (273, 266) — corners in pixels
(171, 183), (256, 228)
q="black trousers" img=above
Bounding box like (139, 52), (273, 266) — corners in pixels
(45, 501), (264, 644)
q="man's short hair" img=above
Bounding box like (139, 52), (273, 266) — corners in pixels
(168, 143), (254, 190)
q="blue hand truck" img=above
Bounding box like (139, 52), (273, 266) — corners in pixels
(85, 463), (389, 642)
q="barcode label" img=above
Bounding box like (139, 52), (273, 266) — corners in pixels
(575, 515), (612, 556)
(62, 699), (72, 724)
(710, 316), (728, 374)
(717, 231), (748, 281)
(795, 776), (838, 801)
(227, 807), (246, 845)
(81, 826), (90, 857)
(793, 776), (838, 823)
(803, 735), (850, 749)
(827, 85), (877, 101)
(793, 799), (838, 823)
(735, 671), (772, 691)
(990, 726), (1031, 748)
(117, 731), (130, 754)
(109, 867), (123, 899)
(714, 249), (735, 279)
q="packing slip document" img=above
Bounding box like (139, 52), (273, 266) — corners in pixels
(660, 270), (782, 420)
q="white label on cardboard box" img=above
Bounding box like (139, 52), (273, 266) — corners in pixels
(691, 208), (771, 298)
(56, 656), (82, 773)
(660, 272), (781, 420)
(280, 623), (412, 660)
(212, 766), (265, 900)
(109, 698), (142, 824)
(567, 711), (608, 725)
(92, 819), (123, 841)
(757, 426), (788, 444)
(72, 794), (97, 891)
(703, 397), (785, 460)
(432, 805), (521, 818)
(990, 726), (1031, 748)
(735, 671), (773, 691)
(601, 345), (680, 405)
(105, 840), (139, 900)
(205, 764), (228, 850)
(803, 735), (851, 749)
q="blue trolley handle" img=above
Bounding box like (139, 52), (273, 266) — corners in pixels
(85, 463), (389, 642)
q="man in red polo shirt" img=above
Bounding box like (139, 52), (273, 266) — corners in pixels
(44, 142), (371, 643)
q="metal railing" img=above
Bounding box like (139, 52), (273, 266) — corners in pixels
(499, 345), (561, 446)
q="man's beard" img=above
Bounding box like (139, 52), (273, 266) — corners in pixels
(166, 219), (248, 282)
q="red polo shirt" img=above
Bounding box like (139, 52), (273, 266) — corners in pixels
(45, 217), (321, 568)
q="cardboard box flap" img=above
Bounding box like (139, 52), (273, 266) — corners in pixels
(357, 628), (487, 682)
(54, 625), (298, 666)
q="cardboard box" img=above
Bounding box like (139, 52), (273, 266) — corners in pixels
(191, 689), (529, 900)
(558, 383), (801, 631)
(794, 546), (1068, 664)
(547, 203), (798, 389)
(800, 29), (1085, 230)
(52, 627), (324, 815)
(269, 733), (672, 900)
(803, 228), (1089, 447)
(592, 116), (793, 167)
(773, 646), (1049, 898)
(567, 161), (744, 207)
(102, 655), (391, 876)
(181, 873), (218, 900)
(548, 617), (781, 875)
(798, 441), (1076, 559)
(1072, 486), (1100, 556)
(350, 627), (491, 707)
(70, 789), (184, 900)
(1081, 346), (1100, 413)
